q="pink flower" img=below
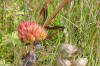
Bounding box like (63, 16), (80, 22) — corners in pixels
(18, 21), (48, 43)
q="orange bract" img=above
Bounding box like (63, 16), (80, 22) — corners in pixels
(18, 21), (48, 43)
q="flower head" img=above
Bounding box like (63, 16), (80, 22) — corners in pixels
(18, 21), (48, 43)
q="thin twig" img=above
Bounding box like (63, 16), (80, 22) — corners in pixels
(46, 32), (58, 39)
(16, 14), (32, 17)
(37, 0), (50, 23)
(43, 0), (69, 27)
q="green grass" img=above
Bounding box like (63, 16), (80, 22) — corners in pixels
(0, 0), (100, 66)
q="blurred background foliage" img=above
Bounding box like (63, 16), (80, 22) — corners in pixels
(0, 0), (100, 66)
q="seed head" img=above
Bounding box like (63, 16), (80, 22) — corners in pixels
(58, 43), (78, 58)
(74, 58), (88, 66)
(55, 58), (71, 66)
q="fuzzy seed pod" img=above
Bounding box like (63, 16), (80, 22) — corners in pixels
(18, 21), (48, 43)
(74, 58), (88, 66)
(55, 58), (71, 66)
(58, 43), (78, 59)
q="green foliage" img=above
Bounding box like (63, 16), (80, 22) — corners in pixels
(0, 32), (22, 65)
(0, 0), (100, 66)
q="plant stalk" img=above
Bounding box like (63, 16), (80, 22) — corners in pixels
(43, 0), (69, 27)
